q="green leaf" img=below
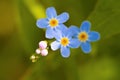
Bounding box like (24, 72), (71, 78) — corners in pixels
(88, 0), (120, 40)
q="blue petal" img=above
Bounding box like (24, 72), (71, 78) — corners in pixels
(80, 21), (91, 32)
(36, 19), (48, 28)
(69, 39), (81, 48)
(46, 7), (57, 18)
(51, 41), (60, 51)
(57, 24), (68, 36)
(68, 25), (79, 37)
(81, 42), (91, 53)
(45, 28), (55, 39)
(57, 12), (69, 23)
(60, 46), (70, 58)
(54, 29), (62, 41)
(88, 31), (100, 42)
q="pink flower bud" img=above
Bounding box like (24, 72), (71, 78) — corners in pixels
(41, 49), (48, 56)
(39, 41), (47, 49)
(35, 49), (41, 54)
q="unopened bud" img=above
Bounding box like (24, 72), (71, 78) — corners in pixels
(30, 55), (39, 62)
(41, 49), (48, 56)
(36, 49), (41, 54)
(39, 41), (47, 49)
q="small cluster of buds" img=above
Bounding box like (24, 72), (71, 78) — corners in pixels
(30, 55), (39, 62)
(35, 41), (48, 56)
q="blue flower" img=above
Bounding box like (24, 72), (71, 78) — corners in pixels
(50, 27), (80, 58)
(70, 21), (100, 53)
(36, 7), (69, 39)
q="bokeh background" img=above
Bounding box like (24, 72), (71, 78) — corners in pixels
(0, 0), (120, 80)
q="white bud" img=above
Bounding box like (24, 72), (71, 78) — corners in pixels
(39, 41), (47, 49)
(36, 49), (41, 54)
(41, 49), (48, 56)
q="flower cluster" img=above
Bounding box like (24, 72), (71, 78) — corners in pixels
(35, 7), (100, 58)
(36, 41), (48, 56)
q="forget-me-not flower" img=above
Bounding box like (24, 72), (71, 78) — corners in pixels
(36, 7), (69, 39)
(50, 27), (80, 58)
(70, 21), (100, 53)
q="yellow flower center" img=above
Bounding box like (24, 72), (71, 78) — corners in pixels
(78, 32), (88, 42)
(61, 37), (69, 46)
(49, 18), (58, 27)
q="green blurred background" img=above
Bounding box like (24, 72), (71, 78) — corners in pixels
(0, 0), (120, 80)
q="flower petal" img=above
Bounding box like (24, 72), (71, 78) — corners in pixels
(69, 39), (81, 48)
(68, 25), (79, 37)
(36, 19), (48, 28)
(81, 42), (91, 53)
(45, 28), (55, 39)
(51, 41), (60, 51)
(57, 12), (69, 23)
(54, 29), (62, 41)
(57, 24), (68, 36)
(69, 26), (79, 33)
(60, 46), (70, 58)
(46, 7), (57, 18)
(80, 21), (91, 32)
(88, 31), (100, 42)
